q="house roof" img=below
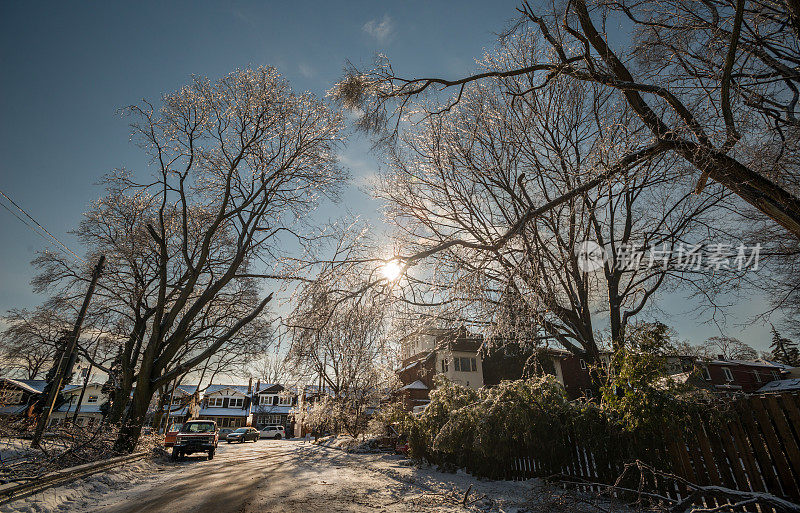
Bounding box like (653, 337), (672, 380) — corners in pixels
(0, 378), (46, 394)
(396, 360), (421, 373)
(252, 383), (282, 394)
(56, 403), (103, 413)
(198, 407), (249, 417)
(204, 384), (252, 396)
(0, 404), (28, 414)
(400, 380), (428, 390)
(758, 378), (800, 393)
(175, 385), (198, 395)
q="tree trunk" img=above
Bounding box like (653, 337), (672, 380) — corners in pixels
(106, 372), (133, 425)
(114, 376), (152, 453)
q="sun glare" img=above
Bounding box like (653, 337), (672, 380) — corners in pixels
(382, 260), (403, 282)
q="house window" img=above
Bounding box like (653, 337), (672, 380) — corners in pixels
(278, 396), (292, 406)
(454, 357), (474, 372)
(701, 366), (711, 380)
(754, 370), (762, 383)
(771, 371), (780, 381)
(580, 359), (587, 370)
(87, 395), (99, 404)
(208, 397), (224, 407)
(441, 358), (448, 372)
(229, 397), (244, 408)
(722, 367), (734, 382)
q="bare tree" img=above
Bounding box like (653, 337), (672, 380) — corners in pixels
(0, 308), (65, 379)
(369, 54), (737, 361)
(287, 274), (394, 437)
(34, 67), (347, 452)
(334, 0), (800, 240)
(700, 335), (759, 360)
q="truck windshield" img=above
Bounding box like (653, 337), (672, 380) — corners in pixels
(181, 422), (215, 433)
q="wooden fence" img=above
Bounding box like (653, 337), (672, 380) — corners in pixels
(501, 392), (800, 507)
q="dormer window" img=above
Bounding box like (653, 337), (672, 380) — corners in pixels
(278, 396), (292, 406)
(208, 397), (224, 407)
(229, 397), (244, 408)
(722, 367), (734, 382)
(701, 365), (711, 380)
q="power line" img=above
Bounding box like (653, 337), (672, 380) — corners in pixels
(0, 187), (86, 265)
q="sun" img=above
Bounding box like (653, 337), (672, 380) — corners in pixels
(382, 260), (403, 282)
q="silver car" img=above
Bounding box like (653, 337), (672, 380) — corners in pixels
(259, 425), (286, 439)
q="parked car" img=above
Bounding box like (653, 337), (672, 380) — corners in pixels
(259, 425), (286, 439)
(164, 423), (183, 448)
(172, 420), (218, 460)
(218, 427), (234, 441)
(226, 427), (260, 443)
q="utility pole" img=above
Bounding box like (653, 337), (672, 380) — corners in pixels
(32, 255), (105, 447)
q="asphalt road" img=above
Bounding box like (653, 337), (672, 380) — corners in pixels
(86, 440), (413, 513)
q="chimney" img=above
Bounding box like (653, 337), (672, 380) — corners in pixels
(256, 379), (261, 394)
(248, 377), (253, 394)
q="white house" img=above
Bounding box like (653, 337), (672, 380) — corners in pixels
(49, 382), (108, 428)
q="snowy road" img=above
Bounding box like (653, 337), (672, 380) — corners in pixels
(7, 439), (615, 512)
(76, 440), (521, 513)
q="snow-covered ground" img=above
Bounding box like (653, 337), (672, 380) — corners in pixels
(2, 440), (636, 513)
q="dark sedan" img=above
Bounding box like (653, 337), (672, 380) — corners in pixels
(226, 427), (260, 443)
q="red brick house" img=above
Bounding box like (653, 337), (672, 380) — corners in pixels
(693, 358), (783, 394)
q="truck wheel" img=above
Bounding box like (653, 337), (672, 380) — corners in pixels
(171, 448), (179, 461)
(208, 450), (214, 460)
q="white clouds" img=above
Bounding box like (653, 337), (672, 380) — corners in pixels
(298, 62), (315, 79)
(362, 14), (394, 43)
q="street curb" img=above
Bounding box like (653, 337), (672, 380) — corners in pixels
(0, 451), (149, 505)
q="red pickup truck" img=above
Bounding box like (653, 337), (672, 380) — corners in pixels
(172, 420), (219, 460)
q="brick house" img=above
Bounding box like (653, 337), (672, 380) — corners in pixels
(693, 358), (783, 394)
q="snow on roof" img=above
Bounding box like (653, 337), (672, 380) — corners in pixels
(726, 359), (781, 368)
(400, 380), (429, 391)
(204, 384), (251, 396)
(198, 407), (249, 417)
(0, 404), (28, 414)
(56, 403), (103, 413)
(758, 378), (800, 393)
(253, 383), (281, 394)
(396, 360), (421, 373)
(759, 360), (795, 371)
(176, 385), (197, 395)
(0, 378), (46, 394)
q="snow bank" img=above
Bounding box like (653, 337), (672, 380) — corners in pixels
(314, 434), (386, 453)
(0, 456), (158, 513)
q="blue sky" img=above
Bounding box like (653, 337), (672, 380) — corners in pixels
(0, 1), (775, 352)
